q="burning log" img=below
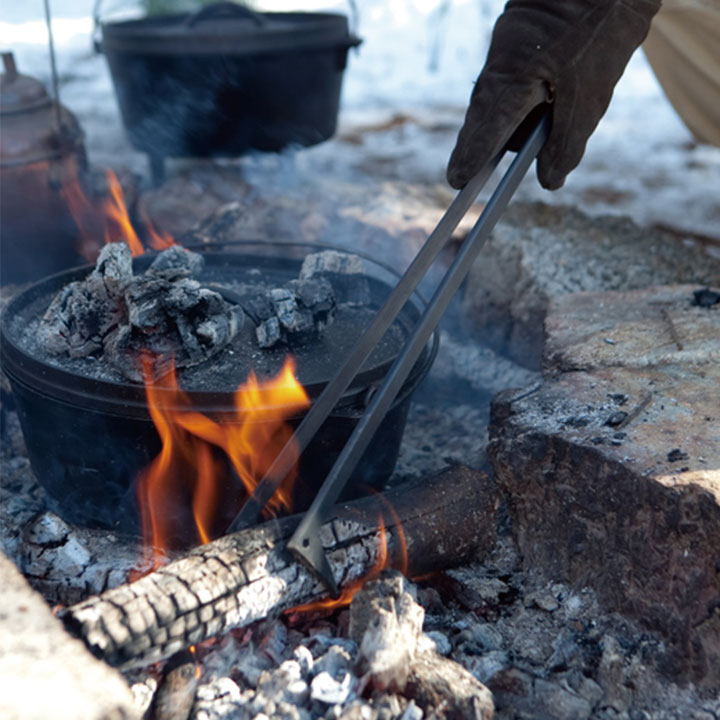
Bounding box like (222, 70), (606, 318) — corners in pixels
(61, 465), (497, 671)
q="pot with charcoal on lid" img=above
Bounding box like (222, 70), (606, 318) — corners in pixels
(0, 243), (438, 537)
(97, 1), (361, 183)
(0, 52), (89, 284)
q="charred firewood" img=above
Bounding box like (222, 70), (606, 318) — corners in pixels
(38, 243), (243, 381)
(299, 250), (365, 279)
(350, 571), (425, 692)
(300, 250), (370, 307)
(350, 571), (494, 720)
(60, 466), (497, 671)
(405, 651), (495, 720)
(148, 649), (200, 720)
(236, 250), (372, 349)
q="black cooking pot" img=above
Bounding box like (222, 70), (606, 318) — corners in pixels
(1, 243), (437, 538)
(98, 3), (361, 181)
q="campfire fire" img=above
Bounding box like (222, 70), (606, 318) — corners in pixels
(54, 168), (416, 627)
(59, 172), (318, 570)
(137, 355), (310, 569)
(61, 169), (173, 262)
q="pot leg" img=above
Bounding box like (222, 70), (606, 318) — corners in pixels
(148, 154), (165, 187)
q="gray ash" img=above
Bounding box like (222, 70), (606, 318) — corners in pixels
(38, 243), (243, 382)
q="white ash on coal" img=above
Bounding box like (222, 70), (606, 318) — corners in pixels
(38, 243), (243, 381)
(300, 250), (371, 308)
(300, 250), (364, 279)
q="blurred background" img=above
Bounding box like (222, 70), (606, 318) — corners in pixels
(2, 0), (719, 239)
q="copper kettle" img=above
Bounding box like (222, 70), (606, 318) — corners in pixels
(0, 52), (88, 284)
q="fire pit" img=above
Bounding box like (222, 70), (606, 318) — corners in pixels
(0, 242), (437, 539)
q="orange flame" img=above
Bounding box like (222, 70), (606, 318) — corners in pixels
(103, 171), (144, 256)
(61, 170), (174, 261)
(141, 207), (175, 251)
(172, 360), (311, 514)
(137, 356), (310, 570)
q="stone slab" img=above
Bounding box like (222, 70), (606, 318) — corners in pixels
(488, 284), (720, 687)
(544, 284), (720, 373)
(464, 203), (720, 369)
(0, 551), (139, 720)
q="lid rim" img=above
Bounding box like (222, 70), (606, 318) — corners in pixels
(100, 11), (355, 56)
(0, 248), (433, 417)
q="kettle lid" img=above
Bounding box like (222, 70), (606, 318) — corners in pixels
(0, 52), (53, 115)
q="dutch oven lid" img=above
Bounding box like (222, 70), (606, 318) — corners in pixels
(100, 2), (359, 56)
(0, 248), (436, 418)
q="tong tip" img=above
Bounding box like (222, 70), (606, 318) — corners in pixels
(286, 531), (340, 599)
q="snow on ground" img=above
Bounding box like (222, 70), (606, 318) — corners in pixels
(2, 0), (719, 239)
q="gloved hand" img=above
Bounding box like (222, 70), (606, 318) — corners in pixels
(447, 0), (661, 190)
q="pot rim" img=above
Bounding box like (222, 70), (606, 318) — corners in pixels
(1, 242), (439, 419)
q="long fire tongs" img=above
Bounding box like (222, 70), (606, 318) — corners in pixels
(226, 112), (550, 595)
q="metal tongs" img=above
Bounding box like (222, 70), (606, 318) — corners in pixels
(226, 113), (551, 595)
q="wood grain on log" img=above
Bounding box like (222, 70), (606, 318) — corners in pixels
(61, 466), (497, 670)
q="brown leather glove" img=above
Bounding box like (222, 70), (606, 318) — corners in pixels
(447, 0), (661, 190)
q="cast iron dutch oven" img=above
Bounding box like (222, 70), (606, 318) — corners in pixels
(98, 2), (361, 172)
(0, 243), (437, 538)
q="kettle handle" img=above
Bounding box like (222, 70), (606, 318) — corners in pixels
(92, 0), (103, 53)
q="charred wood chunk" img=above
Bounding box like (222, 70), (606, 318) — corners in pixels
(39, 243), (133, 358)
(252, 279), (336, 349)
(299, 250), (370, 307)
(299, 250), (365, 279)
(240, 293), (275, 326)
(148, 649), (200, 720)
(351, 570), (494, 719)
(92, 241), (134, 297)
(288, 277), (336, 329)
(350, 570), (424, 692)
(405, 651), (495, 720)
(105, 278), (243, 381)
(256, 316), (282, 349)
(269, 288), (314, 337)
(149, 244), (204, 279)
(39, 243), (241, 381)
